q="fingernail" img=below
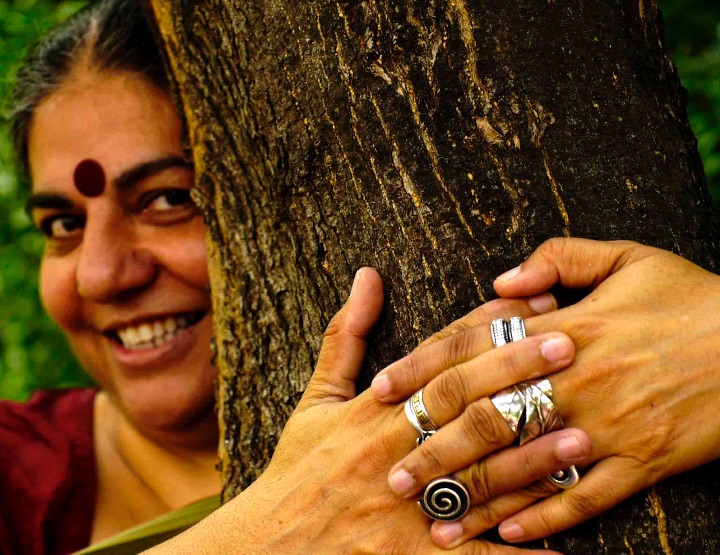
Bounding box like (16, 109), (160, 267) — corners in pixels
(349, 269), (363, 297)
(555, 435), (585, 462)
(371, 374), (391, 398)
(388, 468), (416, 496)
(540, 336), (572, 363)
(496, 265), (521, 283)
(528, 293), (555, 314)
(499, 522), (525, 542)
(436, 522), (464, 547)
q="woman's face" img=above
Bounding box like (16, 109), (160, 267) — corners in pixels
(27, 70), (216, 434)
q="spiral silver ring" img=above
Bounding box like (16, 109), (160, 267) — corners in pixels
(418, 477), (470, 522)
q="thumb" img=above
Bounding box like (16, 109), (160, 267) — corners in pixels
(297, 267), (384, 411)
(493, 238), (654, 298)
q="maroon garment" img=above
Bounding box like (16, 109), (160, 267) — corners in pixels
(0, 389), (97, 555)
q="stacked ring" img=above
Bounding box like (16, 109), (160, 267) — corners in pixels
(489, 317), (580, 490)
(403, 390), (470, 521)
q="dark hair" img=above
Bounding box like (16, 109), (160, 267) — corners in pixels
(11, 0), (168, 180)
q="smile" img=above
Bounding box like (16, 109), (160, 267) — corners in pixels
(110, 312), (206, 350)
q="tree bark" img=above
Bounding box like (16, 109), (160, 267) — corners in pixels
(146, 0), (720, 552)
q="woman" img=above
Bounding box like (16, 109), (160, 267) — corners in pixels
(3, 1), (589, 553)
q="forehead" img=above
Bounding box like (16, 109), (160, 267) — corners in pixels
(27, 70), (183, 194)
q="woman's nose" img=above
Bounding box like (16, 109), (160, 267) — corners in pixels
(75, 214), (158, 302)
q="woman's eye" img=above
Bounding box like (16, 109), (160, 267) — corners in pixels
(40, 215), (85, 239)
(145, 189), (193, 212)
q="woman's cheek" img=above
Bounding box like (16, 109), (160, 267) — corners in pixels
(39, 255), (80, 331)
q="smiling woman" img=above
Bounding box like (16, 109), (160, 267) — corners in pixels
(27, 70), (217, 439)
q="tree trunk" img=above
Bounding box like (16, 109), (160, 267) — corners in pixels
(146, 0), (720, 552)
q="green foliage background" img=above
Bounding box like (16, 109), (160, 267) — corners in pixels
(0, 0), (719, 400)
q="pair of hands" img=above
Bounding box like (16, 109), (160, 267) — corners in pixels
(373, 238), (720, 548)
(151, 238), (720, 554)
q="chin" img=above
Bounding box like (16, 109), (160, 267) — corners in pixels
(116, 369), (218, 434)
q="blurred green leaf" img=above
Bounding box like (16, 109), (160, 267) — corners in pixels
(0, 0), (92, 400)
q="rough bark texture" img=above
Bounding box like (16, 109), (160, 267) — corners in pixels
(146, 0), (720, 552)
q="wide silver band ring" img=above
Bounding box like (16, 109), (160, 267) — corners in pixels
(403, 391), (472, 521)
(404, 388), (438, 445)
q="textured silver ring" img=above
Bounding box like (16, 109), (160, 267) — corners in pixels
(490, 318), (510, 347)
(404, 388), (438, 445)
(490, 384), (525, 435)
(508, 316), (526, 342)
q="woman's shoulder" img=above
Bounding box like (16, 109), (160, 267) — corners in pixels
(0, 387), (98, 449)
(1, 386), (97, 421)
(0, 387), (99, 555)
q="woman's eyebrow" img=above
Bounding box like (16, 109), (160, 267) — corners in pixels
(25, 192), (73, 214)
(114, 156), (194, 192)
(25, 156), (193, 214)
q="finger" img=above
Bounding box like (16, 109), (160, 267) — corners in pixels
(429, 430), (591, 549)
(371, 299), (558, 402)
(498, 457), (643, 543)
(420, 333), (574, 426)
(388, 398), (515, 497)
(419, 295), (557, 348)
(493, 238), (654, 298)
(457, 428), (591, 506)
(298, 267), (384, 411)
(432, 481), (559, 549)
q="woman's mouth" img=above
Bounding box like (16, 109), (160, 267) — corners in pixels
(109, 311), (206, 350)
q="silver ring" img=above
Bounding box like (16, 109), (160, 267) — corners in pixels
(490, 318), (510, 347)
(549, 465), (580, 489)
(418, 477), (470, 522)
(508, 316), (526, 342)
(490, 384), (525, 435)
(489, 325), (581, 491)
(404, 389), (438, 445)
(518, 379), (562, 444)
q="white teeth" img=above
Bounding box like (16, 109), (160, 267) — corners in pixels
(138, 324), (153, 342)
(115, 315), (197, 350)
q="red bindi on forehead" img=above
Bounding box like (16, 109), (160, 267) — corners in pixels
(73, 159), (106, 197)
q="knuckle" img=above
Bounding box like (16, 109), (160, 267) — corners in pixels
(534, 507), (558, 538)
(516, 446), (544, 483)
(411, 438), (447, 477)
(524, 478), (560, 499)
(561, 486), (601, 522)
(463, 461), (494, 503)
(443, 326), (478, 367)
(540, 237), (568, 260)
(462, 400), (512, 450)
(495, 347), (528, 384)
(431, 366), (470, 417)
(471, 501), (504, 531)
(401, 351), (425, 390)
(323, 313), (344, 339)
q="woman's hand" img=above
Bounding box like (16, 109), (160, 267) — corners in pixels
(146, 267), (589, 554)
(373, 238), (720, 548)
